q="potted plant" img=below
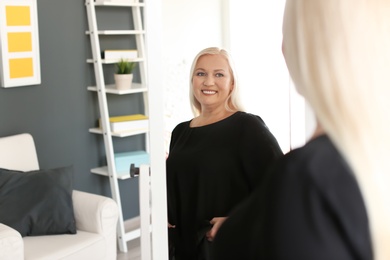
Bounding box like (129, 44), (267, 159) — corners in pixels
(114, 59), (136, 90)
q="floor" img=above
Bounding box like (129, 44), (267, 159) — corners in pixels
(116, 238), (141, 260)
(116, 217), (142, 260)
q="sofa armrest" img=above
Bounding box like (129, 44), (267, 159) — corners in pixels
(72, 190), (119, 259)
(72, 190), (119, 234)
(0, 223), (24, 260)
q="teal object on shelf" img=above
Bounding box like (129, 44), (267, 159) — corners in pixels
(114, 150), (149, 173)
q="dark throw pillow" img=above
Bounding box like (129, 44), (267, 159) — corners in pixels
(0, 166), (77, 237)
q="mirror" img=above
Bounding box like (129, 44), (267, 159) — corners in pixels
(161, 0), (312, 153)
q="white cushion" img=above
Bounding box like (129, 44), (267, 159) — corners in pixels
(24, 231), (107, 260)
(0, 224), (24, 260)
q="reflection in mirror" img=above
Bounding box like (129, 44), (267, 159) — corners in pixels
(162, 0), (314, 154)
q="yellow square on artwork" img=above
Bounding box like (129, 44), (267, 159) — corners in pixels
(6, 6), (31, 26)
(8, 32), (32, 52)
(9, 58), (34, 78)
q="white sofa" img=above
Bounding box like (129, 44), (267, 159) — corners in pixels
(0, 133), (119, 260)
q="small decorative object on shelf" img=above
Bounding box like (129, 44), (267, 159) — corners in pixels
(114, 59), (136, 90)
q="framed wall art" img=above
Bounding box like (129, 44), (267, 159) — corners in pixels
(0, 0), (40, 88)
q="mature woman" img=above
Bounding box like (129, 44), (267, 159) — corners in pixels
(214, 0), (390, 259)
(166, 47), (282, 260)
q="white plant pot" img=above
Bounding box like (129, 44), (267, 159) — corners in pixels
(114, 74), (133, 90)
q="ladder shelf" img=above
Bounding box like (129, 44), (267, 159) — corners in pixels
(85, 0), (149, 253)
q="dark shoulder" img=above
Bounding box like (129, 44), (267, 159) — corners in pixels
(277, 135), (337, 175)
(276, 135), (355, 189)
(169, 120), (191, 147)
(171, 120), (190, 135)
(234, 111), (266, 125)
(230, 111), (270, 132)
(234, 112), (280, 142)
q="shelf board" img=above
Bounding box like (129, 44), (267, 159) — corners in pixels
(89, 127), (149, 137)
(100, 30), (145, 35)
(88, 83), (147, 94)
(123, 216), (152, 242)
(86, 30), (145, 35)
(87, 57), (144, 64)
(124, 217), (141, 242)
(94, 1), (145, 7)
(91, 166), (133, 180)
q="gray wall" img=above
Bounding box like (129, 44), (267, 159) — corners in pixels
(0, 0), (144, 219)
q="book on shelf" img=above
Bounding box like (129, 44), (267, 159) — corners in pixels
(114, 150), (149, 173)
(101, 49), (138, 60)
(99, 114), (148, 132)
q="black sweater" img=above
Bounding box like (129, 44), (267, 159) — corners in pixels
(213, 135), (373, 260)
(166, 111), (283, 259)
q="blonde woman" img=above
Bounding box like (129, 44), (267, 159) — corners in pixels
(283, 0), (390, 259)
(166, 47), (283, 260)
(214, 0), (390, 259)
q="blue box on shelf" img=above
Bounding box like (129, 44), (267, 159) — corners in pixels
(114, 150), (149, 173)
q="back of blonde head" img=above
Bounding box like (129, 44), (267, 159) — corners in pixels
(283, 0), (390, 259)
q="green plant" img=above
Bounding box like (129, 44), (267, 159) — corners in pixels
(115, 59), (136, 74)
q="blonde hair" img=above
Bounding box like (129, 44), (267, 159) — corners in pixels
(189, 47), (244, 116)
(283, 0), (390, 259)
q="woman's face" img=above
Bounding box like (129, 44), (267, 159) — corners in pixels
(192, 54), (234, 112)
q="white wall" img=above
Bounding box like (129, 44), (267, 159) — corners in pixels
(226, 0), (291, 152)
(162, 0), (224, 151)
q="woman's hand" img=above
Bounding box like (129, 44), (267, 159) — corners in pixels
(206, 217), (227, 241)
(168, 223), (176, 228)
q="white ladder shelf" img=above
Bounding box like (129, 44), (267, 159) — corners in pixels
(85, 0), (150, 253)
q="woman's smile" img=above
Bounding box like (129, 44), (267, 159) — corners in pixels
(202, 90), (217, 95)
